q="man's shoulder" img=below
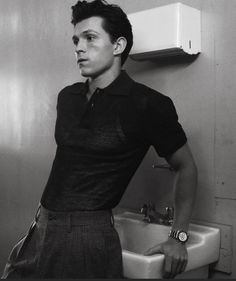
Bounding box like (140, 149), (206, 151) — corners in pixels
(130, 80), (172, 105)
(61, 82), (85, 93)
(59, 82), (85, 96)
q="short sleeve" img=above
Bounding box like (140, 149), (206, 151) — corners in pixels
(143, 90), (187, 158)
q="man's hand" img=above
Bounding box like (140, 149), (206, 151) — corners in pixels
(144, 238), (188, 278)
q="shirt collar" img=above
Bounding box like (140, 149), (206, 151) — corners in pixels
(76, 70), (134, 96)
(102, 70), (134, 96)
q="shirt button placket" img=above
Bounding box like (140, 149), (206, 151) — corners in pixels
(90, 89), (99, 109)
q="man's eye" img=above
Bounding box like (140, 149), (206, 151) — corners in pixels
(87, 35), (96, 41)
(73, 39), (79, 46)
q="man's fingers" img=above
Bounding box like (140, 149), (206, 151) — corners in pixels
(164, 256), (188, 278)
(163, 255), (172, 278)
(174, 258), (184, 276)
(179, 258), (188, 273)
(176, 253), (188, 274)
(171, 256), (188, 277)
(171, 257), (179, 278)
(143, 244), (163, 256)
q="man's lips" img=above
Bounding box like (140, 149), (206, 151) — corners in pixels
(77, 58), (88, 63)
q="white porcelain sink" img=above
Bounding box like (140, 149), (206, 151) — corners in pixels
(114, 211), (220, 279)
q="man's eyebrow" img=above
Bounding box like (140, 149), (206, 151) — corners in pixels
(72, 30), (100, 39)
(82, 29), (100, 35)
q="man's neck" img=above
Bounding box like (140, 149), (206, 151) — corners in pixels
(88, 67), (121, 97)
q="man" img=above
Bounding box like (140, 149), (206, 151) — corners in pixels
(2, 0), (197, 279)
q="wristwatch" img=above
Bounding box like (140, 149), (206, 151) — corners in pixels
(168, 229), (189, 243)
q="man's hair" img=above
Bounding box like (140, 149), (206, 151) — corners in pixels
(71, 0), (133, 65)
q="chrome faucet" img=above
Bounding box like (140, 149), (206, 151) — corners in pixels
(140, 202), (174, 226)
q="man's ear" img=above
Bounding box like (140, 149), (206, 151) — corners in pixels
(113, 37), (127, 56)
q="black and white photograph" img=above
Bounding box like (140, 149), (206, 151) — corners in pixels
(0, 0), (235, 279)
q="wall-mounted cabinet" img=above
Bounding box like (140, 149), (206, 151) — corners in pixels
(128, 3), (201, 60)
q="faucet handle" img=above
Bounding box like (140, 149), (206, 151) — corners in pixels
(140, 204), (148, 216)
(165, 206), (174, 219)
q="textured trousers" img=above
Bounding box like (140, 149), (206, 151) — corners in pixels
(2, 204), (123, 278)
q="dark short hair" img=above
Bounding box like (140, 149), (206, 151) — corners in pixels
(71, 0), (133, 65)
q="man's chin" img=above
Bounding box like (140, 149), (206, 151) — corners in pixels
(79, 70), (89, 77)
(79, 69), (93, 78)
(79, 69), (101, 79)
(80, 72), (90, 78)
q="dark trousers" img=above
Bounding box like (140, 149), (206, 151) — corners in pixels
(2, 204), (123, 279)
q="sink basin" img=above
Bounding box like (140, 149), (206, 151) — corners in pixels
(114, 211), (220, 279)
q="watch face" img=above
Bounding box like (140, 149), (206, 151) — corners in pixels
(178, 232), (188, 242)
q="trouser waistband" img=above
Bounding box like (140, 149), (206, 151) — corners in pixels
(35, 203), (114, 227)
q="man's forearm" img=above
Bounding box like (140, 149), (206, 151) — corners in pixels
(171, 163), (198, 232)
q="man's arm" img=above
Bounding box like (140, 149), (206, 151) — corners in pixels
(144, 143), (198, 278)
(166, 142), (198, 232)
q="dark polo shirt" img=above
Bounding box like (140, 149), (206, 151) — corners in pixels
(40, 70), (187, 211)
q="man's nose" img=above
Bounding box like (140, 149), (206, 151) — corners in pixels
(75, 40), (86, 54)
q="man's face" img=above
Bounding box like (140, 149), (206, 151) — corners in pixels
(73, 16), (117, 79)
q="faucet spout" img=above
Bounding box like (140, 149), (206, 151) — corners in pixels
(139, 203), (174, 226)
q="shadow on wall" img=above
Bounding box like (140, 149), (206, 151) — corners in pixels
(126, 54), (200, 74)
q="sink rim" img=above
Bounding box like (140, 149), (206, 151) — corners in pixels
(114, 211), (221, 274)
(114, 211), (221, 235)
